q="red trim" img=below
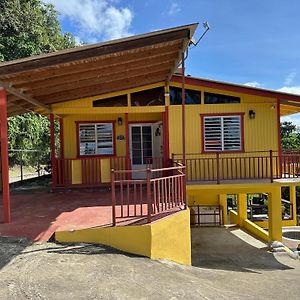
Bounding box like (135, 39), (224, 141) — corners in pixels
(171, 75), (300, 102)
(181, 52), (186, 163)
(200, 112), (245, 154)
(59, 118), (64, 159)
(76, 120), (116, 158)
(125, 113), (131, 178)
(128, 120), (159, 124)
(0, 89), (10, 223)
(50, 114), (57, 188)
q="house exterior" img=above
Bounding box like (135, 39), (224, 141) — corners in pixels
(1, 23), (300, 261)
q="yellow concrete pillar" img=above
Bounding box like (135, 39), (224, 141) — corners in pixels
(237, 193), (247, 227)
(268, 187), (282, 242)
(290, 186), (297, 226)
(219, 194), (228, 225)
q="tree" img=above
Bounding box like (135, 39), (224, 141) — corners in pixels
(0, 0), (76, 168)
(0, 0), (76, 62)
(280, 121), (300, 149)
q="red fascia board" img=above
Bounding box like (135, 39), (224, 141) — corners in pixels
(171, 75), (300, 102)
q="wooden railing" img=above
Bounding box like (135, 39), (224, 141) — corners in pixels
(111, 164), (186, 226)
(172, 150), (300, 184)
(53, 156), (164, 187)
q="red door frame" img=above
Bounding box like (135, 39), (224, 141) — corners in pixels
(0, 89), (10, 223)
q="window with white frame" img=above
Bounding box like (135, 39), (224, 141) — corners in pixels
(203, 115), (242, 152)
(79, 123), (114, 156)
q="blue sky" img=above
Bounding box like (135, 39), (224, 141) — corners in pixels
(44, 0), (300, 124)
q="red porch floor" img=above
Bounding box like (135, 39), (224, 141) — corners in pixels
(0, 189), (123, 242)
(0, 189), (180, 242)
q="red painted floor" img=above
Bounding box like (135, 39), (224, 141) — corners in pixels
(0, 188), (183, 242)
(0, 189), (117, 241)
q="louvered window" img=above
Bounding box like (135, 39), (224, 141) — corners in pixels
(203, 115), (242, 152)
(79, 123), (114, 156)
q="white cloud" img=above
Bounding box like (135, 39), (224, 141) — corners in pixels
(281, 114), (300, 126)
(284, 71), (297, 86)
(243, 81), (262, 88)
(277, 86), (300, 95)
(169, 3), (181, 16)
(44, 0), (133, 43)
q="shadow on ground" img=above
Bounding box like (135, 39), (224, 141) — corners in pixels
(0, 236), (32, 270)
(191, 227), (294, 273)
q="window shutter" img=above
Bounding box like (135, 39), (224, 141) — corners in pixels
(203, 115), (242, 152)
(204, 117), (223, 151)
(79, 124), (96, 155)
(96, 124), (113, 155)
(79, 123), (114, 156)
(223, 116), (241, 151)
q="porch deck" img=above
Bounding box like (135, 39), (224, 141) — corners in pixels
(0, 189), (178, 242)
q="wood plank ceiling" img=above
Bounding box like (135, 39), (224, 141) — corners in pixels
(0, 23), (198, 116)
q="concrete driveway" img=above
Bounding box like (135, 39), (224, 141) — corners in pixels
(0, 230), (300, 299)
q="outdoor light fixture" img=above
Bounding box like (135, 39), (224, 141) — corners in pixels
(117, 117), (123, 126)
(249, 110), (256, 119)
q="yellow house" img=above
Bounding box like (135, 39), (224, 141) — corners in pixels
(1, 23), (300, 257)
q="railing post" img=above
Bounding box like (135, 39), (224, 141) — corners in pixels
(183, 166), (187, 209)
(111, 169), (116, 226)
(147, 168), (152, 223)
(270, 150), (273, 183)
(216, 152), (220, 184)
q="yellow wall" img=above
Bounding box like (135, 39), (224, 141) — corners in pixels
(55, 209), (191, 265)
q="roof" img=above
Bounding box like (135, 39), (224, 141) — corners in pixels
(171, 75), (300, 116)
(0, 23), (198, 116)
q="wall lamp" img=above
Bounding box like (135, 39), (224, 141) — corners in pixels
(117, 117), (123, 126)
(249, 110), (256, 119)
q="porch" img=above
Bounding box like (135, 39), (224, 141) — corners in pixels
(173, 150), (300, 185)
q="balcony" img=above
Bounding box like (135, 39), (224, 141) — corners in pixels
(172, 150), (300, 185)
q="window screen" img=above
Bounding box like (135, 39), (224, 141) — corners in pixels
(170, 87), (201, 105)
(203, 115), (242, 152)
(204, 92), (240, 104)
(79, 123), (114, 156)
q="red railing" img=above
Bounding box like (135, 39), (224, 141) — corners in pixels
(172, 150), (300, 184)
(54, 156), (129, 187)
(111, 164), (186, 226)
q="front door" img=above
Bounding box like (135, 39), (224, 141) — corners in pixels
(130, 124), (153, 179)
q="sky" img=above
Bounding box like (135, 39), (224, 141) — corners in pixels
(44, 0), (300, 124)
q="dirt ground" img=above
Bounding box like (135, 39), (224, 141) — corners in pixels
(1, 227), (300, 300)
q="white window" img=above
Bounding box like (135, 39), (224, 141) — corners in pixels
(203, 115), (242, 152)
(79, 123), (114, 156)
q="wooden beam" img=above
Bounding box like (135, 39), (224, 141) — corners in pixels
(0, 80), (51, 113)
(38, 71), (167, 104)
(4, 41), (182, 84)
(0, 30), (189, 76)
(15, 53), (178, 91)
(29, 63), (172, 97)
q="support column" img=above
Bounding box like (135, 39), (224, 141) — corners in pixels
(163, 107), (170, 167)
(237, 193), (247, 227)
(290, 185), (297, 226)
(50, 114), (56, 188)
(181, 52), (186, 163)
(0, 89), (10, 223)
(219, 194), (228, 225)
(268, 187), (282, 241)
(59, 118), (64, 159)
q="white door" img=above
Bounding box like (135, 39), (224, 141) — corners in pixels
(152, 121), (163, 168)
(130, 124), (153, 179)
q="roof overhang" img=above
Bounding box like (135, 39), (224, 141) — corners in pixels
(171, 75), (300, 117)
(0, 23), (198, 116)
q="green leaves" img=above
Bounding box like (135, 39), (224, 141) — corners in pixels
(0, 0), (76, 62)
(280, 121), (300, 149)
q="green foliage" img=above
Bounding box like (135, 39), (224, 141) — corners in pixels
(0, 0), (76, 61)
(8, 113), (59, 167)
(0, 0), (76, 168)
(280, 121), (300, 149)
